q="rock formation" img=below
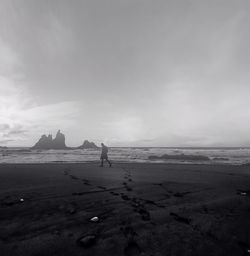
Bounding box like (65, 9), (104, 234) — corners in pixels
(32, 130), (67, 149)
(52, 130), (67, 149)
(78, 140), (98, 149)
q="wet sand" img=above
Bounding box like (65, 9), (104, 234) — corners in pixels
(0, 163), (250, 256)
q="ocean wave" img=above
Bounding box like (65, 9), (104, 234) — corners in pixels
(0, 147), (250, 165)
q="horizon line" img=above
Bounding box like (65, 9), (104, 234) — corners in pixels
(2, 146), (250, 149)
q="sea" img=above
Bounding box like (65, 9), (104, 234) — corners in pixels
(1, 147), (250, 165)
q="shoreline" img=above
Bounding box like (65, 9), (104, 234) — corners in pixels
(0, 161), (243, 166)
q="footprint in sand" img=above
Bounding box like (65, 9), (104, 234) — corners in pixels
(122, 179), (133, 191)
(82, 179), (91, 186)
(123, 168), (133, 180)
(143, 199), (165, 209)
(126, 186), (132, 192)
(121, 194), (130, 201)
(129, 198), (151, 221)
(64, 170), (91, 186)
(137, 208), (151, 221)
(124, 175), (132, 181)
(69, 175), (79, 180)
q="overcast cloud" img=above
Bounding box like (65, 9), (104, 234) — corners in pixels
(0, 0), (250, 147)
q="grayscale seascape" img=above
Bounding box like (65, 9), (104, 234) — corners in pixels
(1, 1), (250, 255)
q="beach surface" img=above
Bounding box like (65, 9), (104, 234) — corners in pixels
(0, 163), (250, 256)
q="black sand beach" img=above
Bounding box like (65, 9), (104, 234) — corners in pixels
(0, 163), (250, 256)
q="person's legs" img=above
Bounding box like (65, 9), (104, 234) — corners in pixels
(107, 159), (112, 167)
(105, 158), (112, 167)
(100, 158), (104, 167)
(100, 154), (111, 167)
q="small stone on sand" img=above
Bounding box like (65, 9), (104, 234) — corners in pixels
(90, 216), (99, 222)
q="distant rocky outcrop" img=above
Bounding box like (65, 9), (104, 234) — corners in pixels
(148, 154), (210, 161)
(32, 130), (67, 149)
(78, 140), (98, 149)
(52, 130), (67, 149)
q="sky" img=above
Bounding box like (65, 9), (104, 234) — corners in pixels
(0, 0), (250, 147)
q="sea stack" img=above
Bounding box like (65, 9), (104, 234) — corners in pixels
(52, 130), (67, 149)
(78, 140), (98, 149)
(32, 130), (67, 149)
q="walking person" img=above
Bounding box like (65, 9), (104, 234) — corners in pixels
(100, 143), (112, 167)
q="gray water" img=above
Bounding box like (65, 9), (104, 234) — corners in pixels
(1, 147), (250, 165)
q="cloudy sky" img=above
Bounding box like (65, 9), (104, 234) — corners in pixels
(0, 0), (250, 147)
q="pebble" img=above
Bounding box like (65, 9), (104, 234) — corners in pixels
(90, 216), (99, 222)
